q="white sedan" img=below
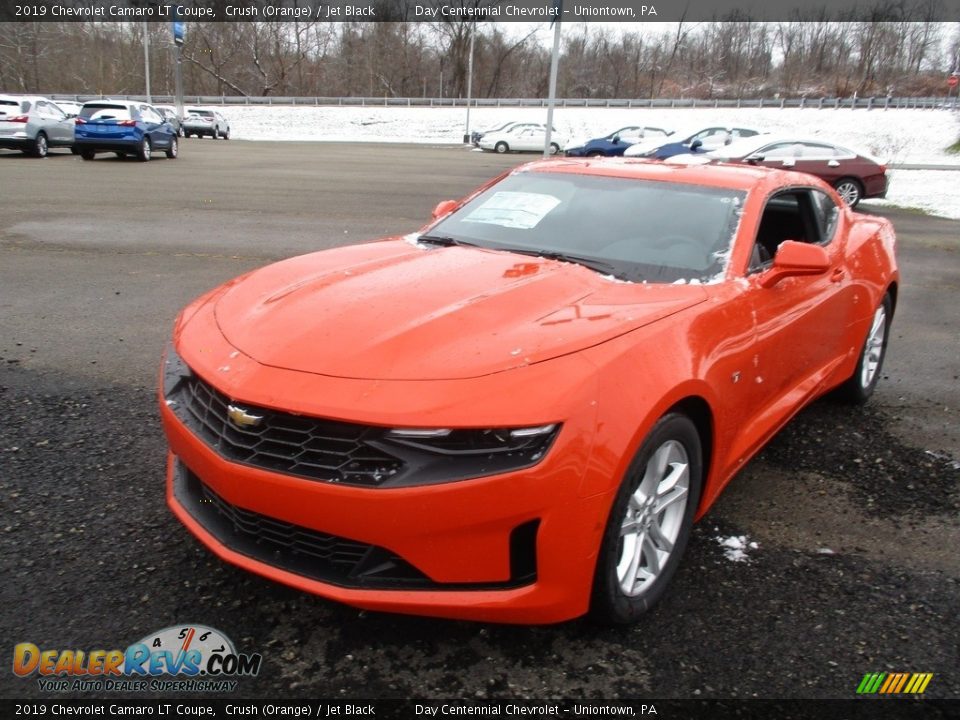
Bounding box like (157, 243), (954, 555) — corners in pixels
(478, 123), (566, 154)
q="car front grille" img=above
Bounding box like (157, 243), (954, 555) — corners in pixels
(174, 464), (433, 588)
(168, 375), (404, 487)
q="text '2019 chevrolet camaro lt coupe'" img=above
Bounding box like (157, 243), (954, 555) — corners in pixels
(160, 159), (898, 624)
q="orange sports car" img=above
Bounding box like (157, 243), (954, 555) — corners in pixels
(160, 159), (898, 624)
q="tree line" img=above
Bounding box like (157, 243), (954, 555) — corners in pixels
(0, 18), (957, 100)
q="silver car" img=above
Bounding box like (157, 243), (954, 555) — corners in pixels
(182, 108), (230, 139)
(0, 95), (76, 157)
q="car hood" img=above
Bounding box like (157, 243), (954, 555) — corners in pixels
(212, 239), (707, 380)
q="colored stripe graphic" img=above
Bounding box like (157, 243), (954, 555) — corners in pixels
(858, 672), (932, 694)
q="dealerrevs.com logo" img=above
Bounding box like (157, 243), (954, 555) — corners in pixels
(13, 624), (262, 693)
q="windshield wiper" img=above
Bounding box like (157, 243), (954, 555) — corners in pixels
(416, 233), (479, 248)
(502, 247), (624, 278)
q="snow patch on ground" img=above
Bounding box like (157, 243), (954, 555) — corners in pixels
(869, 169), (960, 220)
(213, 104), (960, 219)
(716, 533), (760, 563)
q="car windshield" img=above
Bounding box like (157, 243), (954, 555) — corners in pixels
(80, 104), (133, 121)
(427, 171), (746, 284)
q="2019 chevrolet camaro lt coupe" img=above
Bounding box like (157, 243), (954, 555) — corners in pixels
(160, 159), (898, 624)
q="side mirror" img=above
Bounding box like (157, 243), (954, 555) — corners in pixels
(612, 134), (621, 144)
(759, 241), (830, 288)
(745, 153), (765, 164)
(431, 199), (458, 220)
(690, 139), (703, 150)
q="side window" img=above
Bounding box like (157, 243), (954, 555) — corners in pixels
(760, 143), (802, 159)
(798, 143), (838, 160)
(811, 190), (839, 245)
(749, 190), (820, 273)
(48, 103), (66, 120)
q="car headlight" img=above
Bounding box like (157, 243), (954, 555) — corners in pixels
(369, 424), (562, 487)
(162, 342), (192, 400)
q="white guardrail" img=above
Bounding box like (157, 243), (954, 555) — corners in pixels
(48, 94), (960, 110)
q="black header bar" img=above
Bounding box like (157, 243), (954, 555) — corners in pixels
(2, 699), (960, 720)
(1, 0), (958, 23)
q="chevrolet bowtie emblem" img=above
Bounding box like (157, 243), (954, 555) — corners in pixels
(227, 404), (263, 429)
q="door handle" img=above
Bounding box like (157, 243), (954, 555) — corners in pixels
(828, 159), (840, 167)
(831, 268), (846, 282)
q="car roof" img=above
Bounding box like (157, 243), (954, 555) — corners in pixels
(519, 157), (808, 193)
(713, 134), (860, 158)
(0, 94), (49, 104)
(82, 99), (140, 108)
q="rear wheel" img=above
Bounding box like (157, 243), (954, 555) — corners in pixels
(137, 137), (151, 162)
(80, 150), (95, 160)
(494, 141), (508, 154)
(212, 128), (220, 140)
(223, 128), (230, 140)
(549, 142), (560, 155)
(591, 413), (702, 624)
(166, 136), (178, 159)
(833, 178), (863, 207)
(838, 293), (891, 404)
(32, 132), (48, 158)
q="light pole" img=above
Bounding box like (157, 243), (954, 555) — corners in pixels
(463, 22), (476, 144)
(143, 21), (152, 102)
(543, 15), (562, 157)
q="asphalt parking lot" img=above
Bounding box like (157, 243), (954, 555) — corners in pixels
(1, 140), (958, 701)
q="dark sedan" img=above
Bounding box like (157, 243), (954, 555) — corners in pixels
(709, 136), (888, 207)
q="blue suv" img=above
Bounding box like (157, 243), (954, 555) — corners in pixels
(74, 101), (178, 161)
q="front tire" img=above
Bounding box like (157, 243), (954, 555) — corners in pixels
(591, 413), (702, 624)
(494, 141), (509, 154)
(549, 142), (560, 155)
(80, 150), (95, 160)
(834, 178), (863, 207)
(137, 137), (151, 162)
(223, 128), (230, 140)
(166, 136), (178, 159)
(212, 128), (220, 140)
(838, 293), (892, 404)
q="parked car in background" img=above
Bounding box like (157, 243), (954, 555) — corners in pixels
(53, 100), (83, 117)
(470, 120), (524, 146)
(155, 105), (185, 137)
(160, 158), (898, 624)
(565, 125), (672, 157)
(73, 100), (178, 161)
(183, 108), (230, 139)
(478, 123), (565, 154)
(0, 94), (76, 157)
(708, 135), (888, 207)
(624, 126), (763, 159)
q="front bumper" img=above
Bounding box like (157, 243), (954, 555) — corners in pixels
(159, 325), (611, 623)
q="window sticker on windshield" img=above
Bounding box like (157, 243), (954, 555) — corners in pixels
(462, 191), (561, 229)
